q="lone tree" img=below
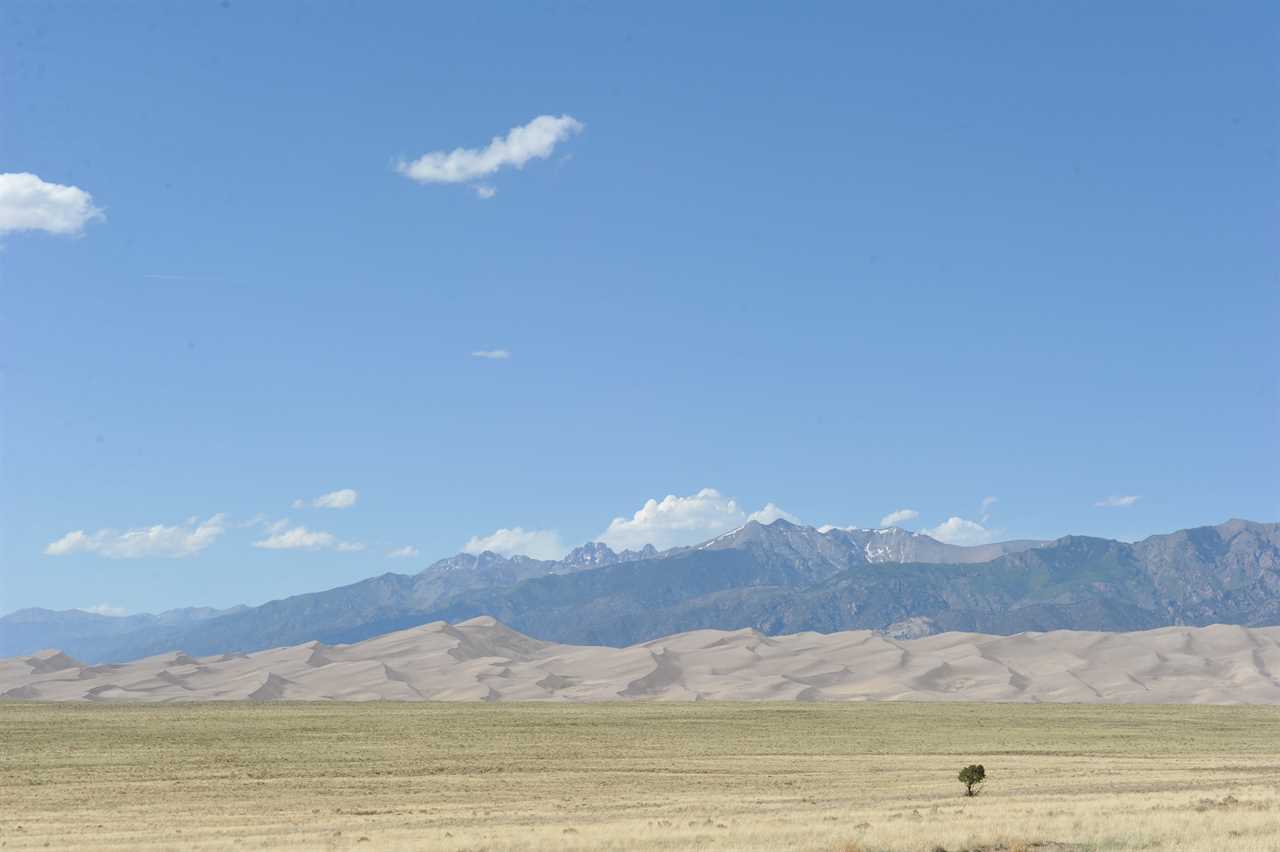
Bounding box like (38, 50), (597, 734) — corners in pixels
(958, 764), (985, 797)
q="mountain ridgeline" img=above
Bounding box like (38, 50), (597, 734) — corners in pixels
(3, 519), (1277, 663)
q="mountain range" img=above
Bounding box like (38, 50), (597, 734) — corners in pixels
(3, 518), (1277, 664)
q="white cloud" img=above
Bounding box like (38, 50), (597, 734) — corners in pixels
(295, 488), (359, 510)
(397, 114), (584, 186)
(44, 514), (226, 559)
(253, 524), (363, 552)
(747, 503), (801, 525)
(314, 489), (358, 509)
(463, 527), (567, 560)
(474, 185), (497, 199)
(0, 172), (105, 236)
(472, 349), (511, 360)
(386, 545), (420, 559)
(596, 488), (750, 551)
(921, 517), (995, 546)
(1096, 495), (1140, 508)
(465, 489), (793, 559)
(880, 508), (920, 527)
(83, 604), (127, 617)
(253, 525), (335, 550)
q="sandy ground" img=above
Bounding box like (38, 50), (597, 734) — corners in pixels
(8, 618), (1280, 703)
(2, 702), (1280, 851)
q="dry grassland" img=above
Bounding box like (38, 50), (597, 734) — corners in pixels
(3, 702), (1280, 851)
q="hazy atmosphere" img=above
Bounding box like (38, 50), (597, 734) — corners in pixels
(3, 5), (1279, 851)
(4, 2), (1277, 617)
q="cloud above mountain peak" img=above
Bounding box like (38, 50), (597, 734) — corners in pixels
(596, 488), (798, 551)
(463, 527), (567, 561)
(921, 516), (996, 546)
(880, 508), (920, 527)
(747, 502), (802, 526)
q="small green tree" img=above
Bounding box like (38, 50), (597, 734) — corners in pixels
(958, 764), (985, 797)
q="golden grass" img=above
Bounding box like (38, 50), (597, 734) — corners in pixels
(2, 702), (1280, 850)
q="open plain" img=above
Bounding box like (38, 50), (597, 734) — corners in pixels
(3, 702), (1280, 851)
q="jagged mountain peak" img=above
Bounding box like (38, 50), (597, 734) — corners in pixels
(699, 518), (784, 545)
(562, 542), (621, 568)
(696, 518), (1041, 567)
(7, 518), (1274, 664)
(417, 549), (545, 577)
(564, 541), (613, 560)
(418, 520), (1042, 587)
(419, 541), (664, 579)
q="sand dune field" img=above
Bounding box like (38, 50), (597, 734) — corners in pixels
(6, 618), (1280, 703)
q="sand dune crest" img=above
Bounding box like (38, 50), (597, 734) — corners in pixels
(6, 619), (1280, 703)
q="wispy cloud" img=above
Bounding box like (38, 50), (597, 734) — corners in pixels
(292, 488), (359, 510)
(979, 496), (998, 523)
(397, 114), (584, 189)
(473, 185), (497, 199)
(44, 514), (226, 559)
(471, 349), (511, 360)
(83, 603), (127, 617)
(880, 508), (920, 527)
(386, 545), (419, 559)
(0, 172), (104, 236)
(1096, 495), (1140, 508)
(463, 527), (566, 560)
(252, 522), (364, 552)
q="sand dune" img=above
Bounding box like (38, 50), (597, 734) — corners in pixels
(5, 618), (1280, 703)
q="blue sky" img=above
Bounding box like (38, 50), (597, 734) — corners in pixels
(2, 2), (1276, 615)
